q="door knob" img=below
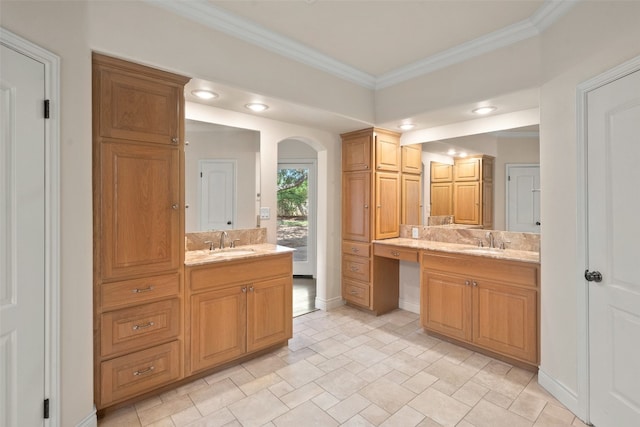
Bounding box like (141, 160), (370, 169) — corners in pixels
(584, 270), (603, 283)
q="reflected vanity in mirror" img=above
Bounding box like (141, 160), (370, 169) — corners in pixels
(415, 125), (540, 232)
(184, 119), (260, 232)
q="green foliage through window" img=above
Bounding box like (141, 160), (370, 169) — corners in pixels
(277, 168), (308, 217)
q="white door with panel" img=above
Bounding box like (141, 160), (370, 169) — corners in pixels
(506, 164), (540, 233)
(587, 68), (640, 427)
(0, 44), (46, 427)
(200, 160), (235, 230)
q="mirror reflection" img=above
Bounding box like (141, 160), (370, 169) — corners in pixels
(419, 125), (540, 232)
(185, 119), (260, 232)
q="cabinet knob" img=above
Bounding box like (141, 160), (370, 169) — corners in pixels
(391, 251), (400, 257)
(364, 205), (369, 209)
(171, 203), (179, 210)
(171, 137), (178, 145)
(472, 281), (478, 287)
(249, 286), (254, 292)
(241, 287), (247, 293)
(465, 280), (470, 286)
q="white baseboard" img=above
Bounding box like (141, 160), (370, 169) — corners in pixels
(398, 299), (420, 314)
(315, 296), (344, 311)
(537, 368), (581, 416)
(76, 406), (97, 427)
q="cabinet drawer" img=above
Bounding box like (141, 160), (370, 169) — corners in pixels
(189, 254), (292, 292)
(342, 254), (370, 282)
(101, 299), (180, 357)
(373, 244), (418, 262)
(421, 251), (538, 288)
(342, 241), (371, 258)
(100, 341), (181, 406)
(343, 279), (370, 308)
(101, 273), (180, 311)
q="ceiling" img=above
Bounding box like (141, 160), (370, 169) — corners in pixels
(167, 1), (574, 134)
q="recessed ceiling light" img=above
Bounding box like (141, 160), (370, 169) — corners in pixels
(399, 123), (415, 131)
(459, 152), (468, 158)
(472, 106), (497, 115)
(191, 89), (218, 100)
(245, 103), (269, 112)
(447, 149), (456, 155)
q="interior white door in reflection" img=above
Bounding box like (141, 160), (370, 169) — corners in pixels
(200, 160), (235, 231)
(506, 164), (540, 233)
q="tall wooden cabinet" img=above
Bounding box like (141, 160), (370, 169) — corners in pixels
(341, 128), (401, 314)
(92, 53), (190, 409)
(401, 144), (423, 225)
(430, 156), (494, 227)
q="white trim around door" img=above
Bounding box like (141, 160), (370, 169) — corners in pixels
(0, 27), (62, 426)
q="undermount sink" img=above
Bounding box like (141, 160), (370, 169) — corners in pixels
(210, 249), (256, 257)
(461, 247), (503, 255)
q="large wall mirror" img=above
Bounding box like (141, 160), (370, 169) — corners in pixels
(419, 125), (540, 232)
(185, 119), (260, 232)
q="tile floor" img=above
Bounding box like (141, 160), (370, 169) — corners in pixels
(98, 306), (587, 427)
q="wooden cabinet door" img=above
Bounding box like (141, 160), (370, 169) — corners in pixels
(342, 171), (372, 242)
(100, 142), (180, 280)
(453, 182), (480, 224)
(401, 144), (422, 174)
(342, 134), (372, 172)
(375, 132), (400, 172)
(454, 158), (481, 181)
(472, 281), (537, 363)
(247, 276), (292, 352)
(482, 180), (494, 229)
(190, 286), (247, 373)
(430, 162), (453, 183)
(402, 174), (422, 225)
(375, 172), (400, 239)
(430, 183), (453, 216)
(421, 271), (472, 341)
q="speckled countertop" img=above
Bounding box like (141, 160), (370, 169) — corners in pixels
(185, 243), (294, 267)
(374, 238), (540, 264)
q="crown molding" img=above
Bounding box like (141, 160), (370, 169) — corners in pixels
(146, 0), (579, 90)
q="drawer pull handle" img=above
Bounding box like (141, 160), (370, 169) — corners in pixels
(350, 290), (358, 295)
(350, 266), (359, 272)
(132, 321), (155, 331)
(133, 366), (155, 376)
(351, 247), (359, 253)
(132, 286), (154, 294)
(391, 251), (400, 257)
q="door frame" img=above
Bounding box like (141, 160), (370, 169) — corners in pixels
(0, 28), (61, 426)
(505, 163), (540, 232)
(277, 159), (317, 277)
(576, 54), (640, 424)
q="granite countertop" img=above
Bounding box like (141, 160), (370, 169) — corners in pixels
(374, 237), (540, 264)
(185, 243), (295, 267)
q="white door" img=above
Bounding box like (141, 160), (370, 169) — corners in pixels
(200, 160), (235, 230)
(587, 68), (640, 427)
(0, 44), (46, 427)
(506, 164), (540, 232)
(277, 162), (316, 276)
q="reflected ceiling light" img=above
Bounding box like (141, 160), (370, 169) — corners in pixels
(447, 149), (456, 155)
(191, 89), (218, 100)
(245, 103), (269, 112)
(472, 106), (497, 115)
(399, 123), (415, 131)
(459, 152), (468, 158)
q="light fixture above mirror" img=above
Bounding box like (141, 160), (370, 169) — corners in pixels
(191, 89), (219, 100)
(245, 103), (269, 112)
(472, 106), (497, 115)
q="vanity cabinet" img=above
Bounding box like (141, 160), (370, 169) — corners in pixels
(421, 251), (539, 367)
(185, 254), (293, 375)
(341, 128), (401, 314)
(92, 53), (189, 409)
(453, 156), (494, 228)
(401, 144), (422, 225)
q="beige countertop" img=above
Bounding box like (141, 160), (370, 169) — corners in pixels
(185, 243), (295, 267)
(374, 237), (540, 264)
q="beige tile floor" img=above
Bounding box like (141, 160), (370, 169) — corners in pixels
(98, 306), (588, 427)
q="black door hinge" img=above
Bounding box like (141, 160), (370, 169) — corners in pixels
(44, 100), (50, 119)
(43, 398), (50, 419)
(200, 172), (203, 178)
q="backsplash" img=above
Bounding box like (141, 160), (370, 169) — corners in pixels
(400, 225), (540, 252)
(186, 228), (267, 251)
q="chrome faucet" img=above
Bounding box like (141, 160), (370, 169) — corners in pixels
(486, 232), (495, 249)
(219, 231), (229, 249)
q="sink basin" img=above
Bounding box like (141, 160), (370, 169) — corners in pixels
(210, 249), (256, 257)
(461, 247), (503, 255)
